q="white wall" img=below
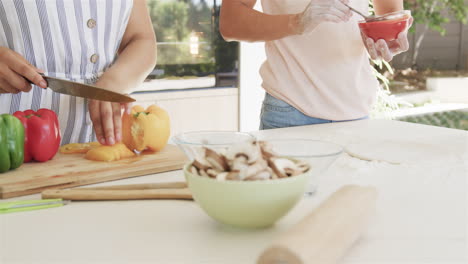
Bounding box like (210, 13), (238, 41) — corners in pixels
(238, 2), (267, 132)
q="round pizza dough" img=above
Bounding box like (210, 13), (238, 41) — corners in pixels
(345, 140), (456, 165)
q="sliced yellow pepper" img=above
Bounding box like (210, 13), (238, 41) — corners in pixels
(59, 142), (101, 154)
(85, 143), (135, 162)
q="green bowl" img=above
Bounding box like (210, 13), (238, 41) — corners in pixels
(184, 163), (309, 228)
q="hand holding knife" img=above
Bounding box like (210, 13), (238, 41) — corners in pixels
(1, 73), (135, 103)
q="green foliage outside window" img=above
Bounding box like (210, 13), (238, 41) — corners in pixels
(405, 0), (467, 35)
(370, 0), (468, 118)
(146, 0), (238, 80)
(404, 0), (468, 66)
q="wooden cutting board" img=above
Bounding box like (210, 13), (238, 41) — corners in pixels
(0, 144), (188, 199)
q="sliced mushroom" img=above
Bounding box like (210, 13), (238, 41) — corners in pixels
(226, 171), (241, 181)
(190, 165), (200, 176)
(266, 167), (278, 179)
(284, 167), (301, 177)
(271, 172), (279, 180)
(206, 168), (219, 178)
(191, 140), (308, 181)
(296, 160), (310, 173)
(193, 158), (212, 171)
(270, 157), (299, 178)
(268, 158), (285, 178)
(225, 141), (261, 164)
(241, 158), (268, 180)
(230, 155), (249, 171)
(216, 172), (229, 181)
(258, 141), (277, 159)
(199, 169), (210, 177)
(205, 148), (229, 171)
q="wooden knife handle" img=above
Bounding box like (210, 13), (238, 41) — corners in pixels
(42, 188), (193, 201)
(257, 185), (378, 264)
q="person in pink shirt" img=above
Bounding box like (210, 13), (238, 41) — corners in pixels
(220, 0), (412, 129)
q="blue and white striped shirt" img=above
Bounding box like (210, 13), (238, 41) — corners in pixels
(0, 0), (133, 144)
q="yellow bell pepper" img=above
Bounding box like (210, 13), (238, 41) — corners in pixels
(122, 105), (170, 152)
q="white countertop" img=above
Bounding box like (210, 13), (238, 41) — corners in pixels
(1, 120), (467, 264)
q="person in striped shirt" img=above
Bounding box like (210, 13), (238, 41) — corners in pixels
(0, 0), (157, 146)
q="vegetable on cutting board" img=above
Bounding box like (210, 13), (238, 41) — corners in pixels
(0, 114), (25, 173)
(59, 142), (101, 154)
(13, 109), (61, 162)
(122, 104), (170, 152)
(60, 104), (170, 162)
(85, 143), (135, 162)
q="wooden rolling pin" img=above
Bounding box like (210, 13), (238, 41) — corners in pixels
(42, 182), (193, 201)
(257, 185), (378, 264)
(80, 182), (188, 190)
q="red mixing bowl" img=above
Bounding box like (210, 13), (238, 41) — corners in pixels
(358, 10), (411, 42)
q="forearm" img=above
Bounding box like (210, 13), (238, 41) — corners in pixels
(220, 1), (301, 42)
(95, 38), (156, 94)
(372, 0), (404, 16)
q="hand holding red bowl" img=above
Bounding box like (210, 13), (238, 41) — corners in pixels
(359, 10), (413, 62)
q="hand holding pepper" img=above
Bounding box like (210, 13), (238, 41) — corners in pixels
(88, 100), (132, 146)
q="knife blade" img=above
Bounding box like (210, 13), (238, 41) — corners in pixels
(41, 74), (136, 103)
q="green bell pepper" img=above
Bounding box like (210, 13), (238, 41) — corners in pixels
(0, 114), (25, 173)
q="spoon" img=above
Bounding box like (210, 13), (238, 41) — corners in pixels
(344, 4), (376, 21)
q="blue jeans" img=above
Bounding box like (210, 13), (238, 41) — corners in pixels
(260, 93), (367, 130)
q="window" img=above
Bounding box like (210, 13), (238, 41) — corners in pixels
(139, 0), (239, 92)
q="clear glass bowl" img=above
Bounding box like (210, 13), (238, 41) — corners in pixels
(172, 131), (256, 161)
(258, 139), (344, 195)
(173, 132), (343, 196)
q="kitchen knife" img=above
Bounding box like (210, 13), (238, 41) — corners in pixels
(40, 74), (135, 103)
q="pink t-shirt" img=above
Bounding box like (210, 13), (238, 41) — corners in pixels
(260, 0), (379, 120)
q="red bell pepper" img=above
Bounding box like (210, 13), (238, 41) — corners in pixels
(13, 109), (61, 162)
